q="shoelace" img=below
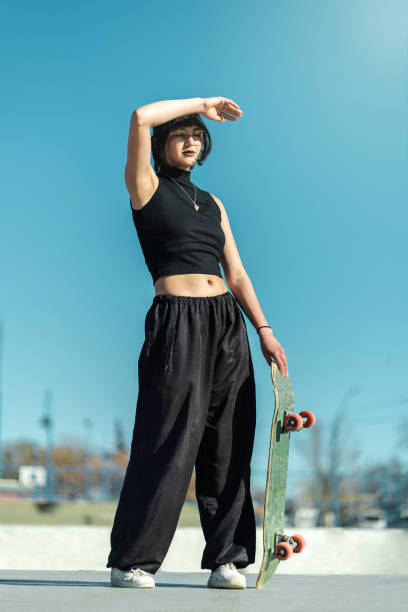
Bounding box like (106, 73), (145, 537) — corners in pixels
(218, 562), (236, 571)
(124, 568), (148, 579)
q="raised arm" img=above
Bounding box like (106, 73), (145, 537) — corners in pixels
(134, 97), (205, 128)
(125, 98), (205, 207)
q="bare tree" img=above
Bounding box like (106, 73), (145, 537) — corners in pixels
(113, 418), (127, 453)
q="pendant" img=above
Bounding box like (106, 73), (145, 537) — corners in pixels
(194, 204), (200, 211)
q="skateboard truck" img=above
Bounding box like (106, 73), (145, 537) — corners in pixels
(283, 410), (315, 432)
(273, 532), (306, 560)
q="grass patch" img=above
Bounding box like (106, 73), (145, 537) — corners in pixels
(0, 500), (201, 527)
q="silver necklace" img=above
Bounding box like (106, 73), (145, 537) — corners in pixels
(168, 176), (200, 211)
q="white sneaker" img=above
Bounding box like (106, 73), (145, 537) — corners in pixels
(207, 562), (246, 589)
(111, 567), (155, 588)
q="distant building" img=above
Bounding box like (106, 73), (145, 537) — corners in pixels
(19, 465), (46, 488)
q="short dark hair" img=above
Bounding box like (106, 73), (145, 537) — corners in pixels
(151, 113), (212, 173)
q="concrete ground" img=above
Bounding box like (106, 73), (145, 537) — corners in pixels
(0, 571), (407, 611)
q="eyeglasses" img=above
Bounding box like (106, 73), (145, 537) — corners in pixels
(170, 130), (204, 144)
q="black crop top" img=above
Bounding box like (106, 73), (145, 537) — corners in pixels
(129, 164), (226, 285)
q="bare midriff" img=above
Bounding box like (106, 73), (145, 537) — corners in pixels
(154, 273), (229, 297)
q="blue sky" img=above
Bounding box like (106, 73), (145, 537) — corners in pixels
(1, 0), (407, 492)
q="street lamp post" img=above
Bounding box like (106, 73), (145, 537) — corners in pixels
(39, 389), (54, 503)
(83, 418), (93, 500)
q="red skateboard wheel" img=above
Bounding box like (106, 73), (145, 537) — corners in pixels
(284, 413), (303, 431)
(299, 410), (315, 428)
(273, 541), (292, 560)
(291, 534), (306, 553)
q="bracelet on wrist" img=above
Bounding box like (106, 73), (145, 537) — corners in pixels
(256, 325), (273, 334)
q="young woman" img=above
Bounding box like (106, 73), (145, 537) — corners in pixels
(106, 96), (288, 589)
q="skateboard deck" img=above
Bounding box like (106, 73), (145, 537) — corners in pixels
(256, 361), (315, 589)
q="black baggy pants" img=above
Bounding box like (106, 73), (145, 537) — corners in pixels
(106, 291), (256, 574)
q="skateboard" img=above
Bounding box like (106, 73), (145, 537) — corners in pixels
(256, 361), (315, 589)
